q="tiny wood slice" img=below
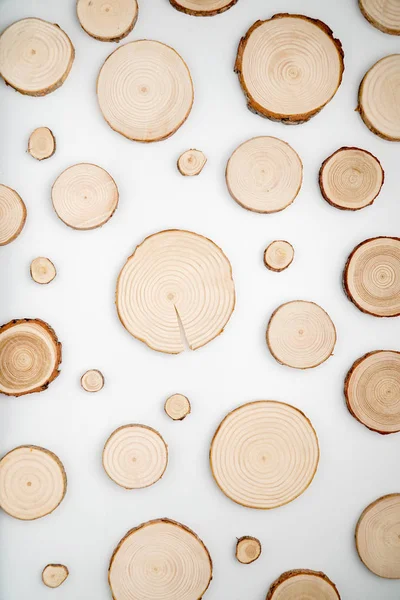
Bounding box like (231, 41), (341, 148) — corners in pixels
(30, 257), (56, 285)
(266, 301), (336, 369)
(52, 163), (118, 230)
(344, 237), (400, 317)
(359, 0), (400, 35)
(264, 241), (294, 272)
(77, 0), (138, 42)
(0, 18), (74, 96)
(0, 185), (26, 246)
(0, 445), (67, 520)
(97, 40), (193, 142)
(356, 494), (400, 578)
(28, 127), (56, 161)
(266, 569), (341, 599)
(109, 518), (212, 600)
(210, 401), (319, 509)
(177, 149), (207, 176)
(164, 394), (191, 420)
(42, 564), (69, 588)
(236, 536), (261, 564)
(169, 0), (238, 16)
(0, 319), (61, 396)
(81, 369), (104, 392)
(235, 15), (344, 124)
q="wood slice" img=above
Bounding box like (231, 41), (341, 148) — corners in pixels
(28, 127), (56, 161)
(0, 445), (67, 520)
(30, 257), (56, 285)
(356, 494), (400, 578)
(358, 55), (400, 141)
(0, 18), (74, 96)
(177, 149), (207, 176)
(266, 301), (336, 369)
(236, 536), (261, 564)
(97, 40), (193, 142)
(0, 319), (61, 397)
(264, 241), (294, 272)
(359, 0), (400, 35)
(226, 137), (302, 213)
(81, 369), (104, 392)
(42, 564), (69, 588)
(164, 393), (191, 420)
(52, 163), (119, 230)
(235, 15), (344, 124)
(116, 230), (235, 354)
(77, 0), (138, 42)
(344, 237), (400, 317)
(169, 0), (238, 16)
(0, 184), (27, 246)
(109, 518), (212, 600)
(266, 569), (340, 599)
(210, 401), (319, 509)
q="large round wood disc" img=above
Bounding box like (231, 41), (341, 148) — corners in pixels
(77, 0), (138, 42)
(0, 185), (26, 246)
(0, 445), (67, 520)
(344, 237), (400, 317)
(235, 14), (344, 124)
(0, 319), (61, 397)
(210, 401), (319, 509)
(169, 0), (238, 16)
(116, 230), (235, 354)
(97, 40), (193, 142)
(226, 137), (303, 213)
(356, 494), (400, 578)
(0, 18), (74, 96)
(109, 518), (212, 600)
(359, 0), (400, 35)
(266, 570), (340, 599)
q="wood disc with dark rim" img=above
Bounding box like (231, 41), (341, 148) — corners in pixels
(81, 369), (104, 392)
(77, 0), (138, 42)
(236, 536), (261, 564)
(42, 564), (69, 588)
(0, 185), (27, 246)
(169, 0), (238, 17)
(164, 394), (191, 420)
(28, 127), (56, 161)
(30, 257), (56, 284)
(266, 569), (341, 599)
(264, 241), (294, 272)
(177, 149), (207, 176)
(359, 0), (400, 35)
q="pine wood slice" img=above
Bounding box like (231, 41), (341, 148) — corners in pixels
(356, 494), (400, 578)
(210, 401), (319, 509)
(169, 0), (238, 16)
(266, 569), (340, 599)
(164, 394), (191, 420)
(28, 127), (56, 161)
(109, 518), (212, 600)
(0, 18), (74, 96)
(236, 536), (261, 564)
(235, 15), (344, 124)
(42, 564), (69, 588)
(81, 369), (104, 392)
(177, 149), (207, 176)
(0, 446), (67, 520)
(116, 230), (235, 354)
(266, 301), (336, 369)
(97, 40), (193, 142)
(0, 319), (61, 396)
(359, 0), (400, 35)
(344, 237), (400, 317)
(30, 257), (56, 284)
(264, 241), (294, 272)
(0, 185), (27, 246)
(77, 0), (138, 42)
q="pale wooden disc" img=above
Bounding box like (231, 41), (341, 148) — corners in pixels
(358, 55), (400, 141)
(30, 257), (56, 284)
(0, 319), (61, 396)
(235, 536), (261, 564)
(266, 569), (341, 599)
(77, 0), (138, 42)
(344, 237), (400, 317)
(356, 494), (400, 578)
(97, 40), (194, 142)
(169, 0), (238, 16)
(42, 564), (69, 588)
(0, 18), (74, 96)
(177, 149), (207, 176)
(0, 185), (27, 246)
(359, 0), (400, 35)
(28, 127), (56, 161)
(266, 301), (336, 369)
(226, 137), (303, 213)
(264, 241), (294, 272)
(116, 230), (235, 354)
(109, 519), (212, 600)
(52, 163), (119, 230)
(81, 369), (104, 392)
(210, 401), (319, 509)
(0, 446), (67, 520)
(164, 394), (191, 420)
(235, 15), (344, 123)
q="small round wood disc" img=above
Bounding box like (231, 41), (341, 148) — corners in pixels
(109, 519), (212, 600)
(164, 394), (191, 420)
(356, 494), (400, 578)
(0, 446), (67, 520)
(52, 163), (119, 230)
(210, 401), (319, 509)
(344, 237), (400, 317)
(266, 301), (336, 369)
(264, 241), (294, 272)
(169, 0), (238, 17)
(28, 127), (56, 161)
(30, 257), (56, 284)
(0, 319), (61, 396)
(359, 0), (400, 35)
(81, 369), (104, 392)
(0, 185), (26, 246)
(226, 137), (303, 213)
(116, 230), (235, 354)
(236, 536), (261, 564)
(266, 570), (341, 599)
(177, 149), (207, 176)
(42, 564), (69, 588)
(77, 0), (138, 42)
(97, 40), (194, 142)
(235, 15), (344, 123)
(0, 18), (74, 96)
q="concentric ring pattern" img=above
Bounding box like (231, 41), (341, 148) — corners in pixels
(359, 0), (400, 35)
(77, 0), (138, 42)
(266, 569), (340, 599)
(0, 184), (27, 246)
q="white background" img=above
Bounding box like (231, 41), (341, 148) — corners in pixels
(0, 0), (399, 598)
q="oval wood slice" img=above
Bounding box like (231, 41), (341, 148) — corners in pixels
(344, 237), (400, 317)
(42, 564), (69, 588)
(177, 149), (207, 176)
(169, 0), (238, 16)
(164, 393), (191, 420)
(0, 18), (74, 96)
(210, 401), (319, 509)
(266, 569), (341, 599)
(97, 40), (193, 142)
(28, 127), (56, 161)
(264, 241), (294, 272)
(235, 14), (344, 124)
(77, 0), (138, 42)
(0, 445), (67, 520)
(116, 230), (235, 354)
(0, 185), (27, 246)
(30, 257), (56, 284)
(359, 0), (400, 35)
(81, 369), (104, 392)
(109, 518), (212, 600)
(0, 319), (61, 396)
(236, 536), (261, 564)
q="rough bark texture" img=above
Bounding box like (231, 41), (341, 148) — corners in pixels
(266, 569), (341, 599)
(236, 536), (262, 564)
(169, 0), (238, 17)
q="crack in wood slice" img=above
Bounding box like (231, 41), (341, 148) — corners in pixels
(28, 127), (56, 161)
(210, 401), (319, 509)
(109, 518), (212, 600)
(30, 257), (57, 284)
(0, 18), (74, 96)
(169, 0), (238, 16)
(77, 0), (138, 42)
(266, 569), (341, 599)
(116, 230), (235, 354)
(0, 445), (67, 520)
(356, 494), (400, 578)
(0, 319), (61, 396)
(236, 536), (261, 564)
(235, 15), (344, 124)
(359, 0), (400, 35)
(177, 149), (207, 176)
(42, 564), (69, 588)
(344, 237), (400, 317)
(164, 393), (191, 420)
(97, 40), (194, 142)
(0, 185), (27, 246)
(264, 241), (294, 272)
(81, 369), (104, 392)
